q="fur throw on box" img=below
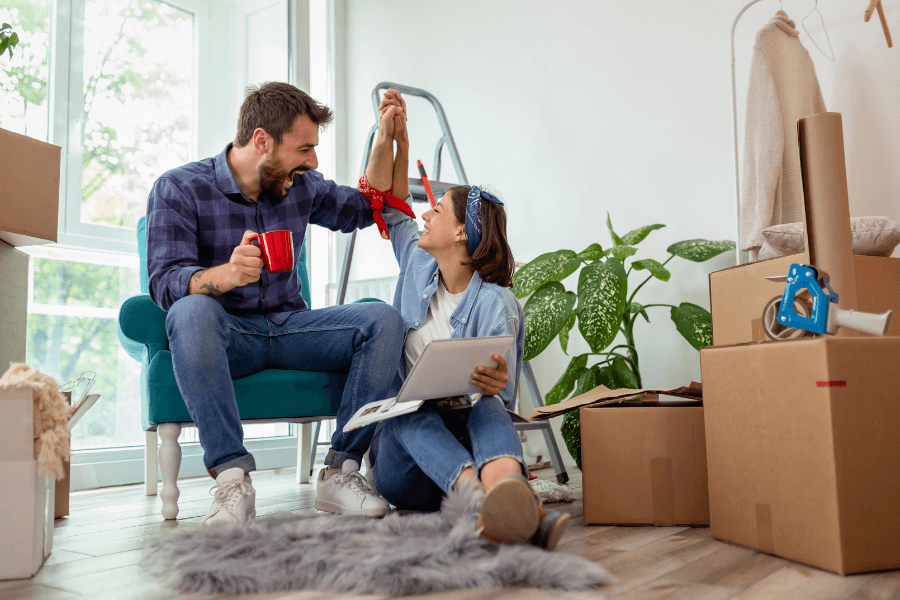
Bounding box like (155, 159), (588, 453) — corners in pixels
(0, 363), (73, 479)
(147, 482), (612, 596)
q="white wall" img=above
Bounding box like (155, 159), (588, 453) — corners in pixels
(334, 0), (900, 464)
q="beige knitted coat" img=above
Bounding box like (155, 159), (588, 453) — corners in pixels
(740, 11), (827, 252)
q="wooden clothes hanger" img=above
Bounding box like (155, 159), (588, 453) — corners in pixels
(865, 0), (893, 47)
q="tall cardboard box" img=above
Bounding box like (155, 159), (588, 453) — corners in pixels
(0, 128), (61, 247)
(709, 253), (900, 347)
(700, 337), (900, 575)
(0, 241), (29, 372)
(0, 385), (55, 580)
(581, 399), (709, 526)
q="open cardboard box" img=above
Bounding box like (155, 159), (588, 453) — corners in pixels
(528, 383), (708, 526)
(0, 385), (98, 579)
(54, 390), (99, 519)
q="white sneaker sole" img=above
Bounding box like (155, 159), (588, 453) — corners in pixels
(315, 499), (389, 518)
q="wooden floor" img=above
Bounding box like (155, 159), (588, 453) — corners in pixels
(3, 466), (900, 600)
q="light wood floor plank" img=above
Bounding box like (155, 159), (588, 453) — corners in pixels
(599, 528), (722, 597)
(729, 565), (871, 600)
(0, 584), (80, 600)
(846, 571), (900, 600)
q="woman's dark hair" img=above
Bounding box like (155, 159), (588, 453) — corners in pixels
(234, 82), (333, 148)
(448, 185), (515, 288)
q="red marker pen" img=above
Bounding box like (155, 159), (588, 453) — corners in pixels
(417, 160), (437, 208)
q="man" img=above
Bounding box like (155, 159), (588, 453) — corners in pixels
(146, 82), (408, 524)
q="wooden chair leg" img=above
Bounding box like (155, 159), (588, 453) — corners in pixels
(145, 430), (158, 496)
(296, 422), (313, 484)
(157, 423), (182, 519)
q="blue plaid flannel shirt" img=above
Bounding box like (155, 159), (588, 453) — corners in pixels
(146, 144), (374, 324)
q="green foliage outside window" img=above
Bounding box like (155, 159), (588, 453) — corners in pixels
(27, 257), (142, 449)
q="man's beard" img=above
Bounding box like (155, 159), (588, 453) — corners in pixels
(258, 154), (306, 200)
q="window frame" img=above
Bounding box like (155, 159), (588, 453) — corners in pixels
(48, 0), (208, 255)
(22, 0), (313, 488)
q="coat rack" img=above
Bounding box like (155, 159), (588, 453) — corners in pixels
(729, 0), (893, 266)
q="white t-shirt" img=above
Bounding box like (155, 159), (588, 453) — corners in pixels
(404, 277), (465, 375)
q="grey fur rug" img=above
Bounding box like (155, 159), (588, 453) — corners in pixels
(147, 483), (612, 596)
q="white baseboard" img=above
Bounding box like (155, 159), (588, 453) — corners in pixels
(70, 436), (313, 491)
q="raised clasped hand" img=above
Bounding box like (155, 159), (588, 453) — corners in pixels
(379, 89), (408, 145)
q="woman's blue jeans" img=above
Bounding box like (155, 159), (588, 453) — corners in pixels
(372, 395), (526, 511)
(165, 295), (404, 477)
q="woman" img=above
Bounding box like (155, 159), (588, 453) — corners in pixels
(359, 93), (569, 550)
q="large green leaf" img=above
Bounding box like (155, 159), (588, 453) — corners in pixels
(561, 411), (582, 469)
(545, 354), (588, 405)
(609, 356), (639, 389)
(576, 258), (628, 353)
(609, 245), (638, 262)
(670, 302), (713, 350)
(571, 364), (601, 398)
(576, 243), (605, 263)
(631, 258), (671, 282)
(522, 283), (577, 361)
(621, 223), (666, 246)
(667, 239), (736, 263)
(628, 302), (650, 323)
(512, 250), (580, 299)
(558, 310), (577, 354)
(606, 212), (624, 246)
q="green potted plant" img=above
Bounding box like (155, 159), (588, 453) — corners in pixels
(512, 213), (734, 467)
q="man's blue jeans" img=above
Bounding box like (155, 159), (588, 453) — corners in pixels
(372, 396), (526, 511)
(165, 295), (405, 477)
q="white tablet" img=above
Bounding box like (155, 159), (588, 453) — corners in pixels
(396, 335), (515, 403)
(343, 335), (515, 431)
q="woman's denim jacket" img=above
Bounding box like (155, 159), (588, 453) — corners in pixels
(384, 202), (525, 410)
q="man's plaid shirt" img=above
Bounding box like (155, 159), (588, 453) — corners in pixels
(146, 144), (374, 324)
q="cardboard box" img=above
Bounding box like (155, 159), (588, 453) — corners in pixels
(709, 253), (900, 346)
(0, 384), (55, 580)
(582, 398), (709, 526)
(700, 336), (900, 575)
(0, 127), (61, 247)
(55, 458), (70, 520)
(0, 241), (28, 372)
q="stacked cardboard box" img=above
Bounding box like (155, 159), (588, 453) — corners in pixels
(701, 113), (900, 575)
(0, 385), (56, 580)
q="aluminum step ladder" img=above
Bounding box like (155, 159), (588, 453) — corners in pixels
(335, 82), (569, 485)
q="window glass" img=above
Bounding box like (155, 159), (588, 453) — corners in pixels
(79, 0), (194, 230)
(0, 0), (50, 141)
(27, 256), (143, 450)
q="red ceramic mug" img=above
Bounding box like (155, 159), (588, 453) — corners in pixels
(248, 230), (294, 273)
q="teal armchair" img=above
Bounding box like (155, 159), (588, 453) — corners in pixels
(118, 217), (369, 519)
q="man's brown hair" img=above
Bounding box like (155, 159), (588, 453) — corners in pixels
(448, 185), (516, 288)
(234, 82), (333, 147)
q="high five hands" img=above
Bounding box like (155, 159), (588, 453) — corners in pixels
(379, 89), (408, 147)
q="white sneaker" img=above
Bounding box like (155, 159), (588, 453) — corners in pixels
(315, 459), (390, 517)
(363, 450), (378, 493)
(201, 467), (256, 526)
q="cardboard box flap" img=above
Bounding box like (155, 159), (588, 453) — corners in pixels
(526, 381), (702, 421)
